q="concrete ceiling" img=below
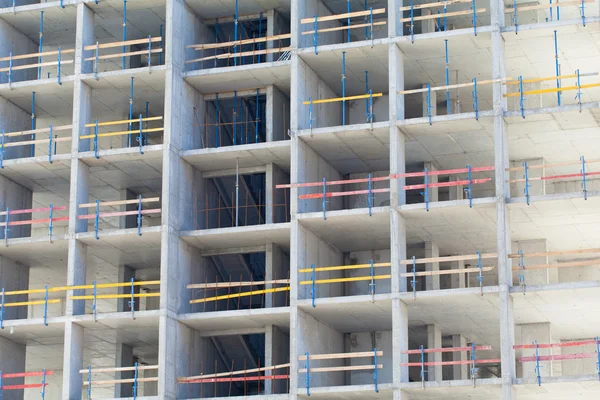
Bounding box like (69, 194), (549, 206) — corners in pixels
(181, 222), (292, 251)
(180, 307), (291, 332)
(186, 0), (292, 19)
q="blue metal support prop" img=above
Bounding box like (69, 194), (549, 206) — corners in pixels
(310, 263), (316, 307)
(322, 178), (327, 220)
(369, 258), (375, 297)
(471, 342), (477, 387)
(145, 102), (149, 145)
(410, 2), (415, 43)
(93, 119), (99, 159)
(92, 280), (98, 321)
(534, 340), (542, 386)
(422, 167), (429, 211)
(309, 97), (313, 129)
(466, 164), (473, 208)
(39, 11), (44, 80)
(8, 52), (13, 85)
(554, 31), (561, 106)
(367, 90), (374, 123)
(580, 0), (586, 25)
(94, 41), (99, 79)
(549, 0), (553, 21)
(411, 256), (417, 299)
(133, 362), (139, 399)
(1, 288), (4, 329)
(365, 71), (369, 119)
(86, 366), (92, 399)
(369, 7), (374, 45)
(59, 0), (64, 8)
(342, 52), (346, 126)
(48, 125), (53, 164)
(419, 345), (425, 388)
(48, 204), (53, 240)
(576, 69), (582, 112)
(234, 0), (239, 66)
(364, 0), (369, 39)
(128, 77), (134, 147)
(255, 89), (260, 143)
(517, 249), (526, 291)
(94, 200), (100, 240)
(347, 0), (351, 43)
(147, 35), (152, 68)
(368, 173), (373, 216)
(373, 347), (379, 392)
(426, 83), (432, 125)
(443, 0), (448, 31)
(0, 129), (5, 169)
(595, 336), (600, 380)
(129, 277), (136, 319)
(472, 78), (479, 120)
(471, 0), (477, 36)
(43, 285), (49, 326)
(233, 90), (238, 145)
(122, 0), (127, 69)
(4, 207), (9, 247)
(313, 15), (319, 54)
(581, 155), (587, 200)
(41, 368), (46, 399)
(523, 161), (530, 205)
(31, 92), (36, 157)
(445, 40), (450, 114)
(477, 251), (483, 295)
(215, 94), (220, 147)
(137, 114), (144, 154)
(305, 352), (311, 396)
(57, 44), (63, 83)
(137, 195), (143, 236)
(513, 0), (518, 33)
(257, 13), (263, 63)
(519, 76), (525, 118)
(159, 24), (163, 65)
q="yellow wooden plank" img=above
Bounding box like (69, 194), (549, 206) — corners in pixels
(299, 275), (391, 285)
(504, 0), (595, 13)
(400, 253), (498, 264)
(0, 48), (75, 62)
(2, 281), (161, 296)
(299, 262), (390, 273)
(187, 33), (292, 50)
(79, 127), (164, 140)
(504, 82), (600, 97)
(302, 21), (387, 35)
(84, 116), (163, 128)
(84, 37), (162, 51)
(2, 125), (72, 138)
(302, 92), (383, 105)
(79, 197), (160, 209)
(400, 8), (486, 22)
(71, 292), (161, 300)
(84, 48), (163, 62)
(0, 299), (61, 308)
(190, 287), (290, 304)
(511, 259), (600, 271)
(0, 59), (73, 73)
(301, 8), (386, 24)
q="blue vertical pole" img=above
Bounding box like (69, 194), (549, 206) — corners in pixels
(0, 288), (4, 329)
(145, 101), (149, 145)
(467, 164), (473, 208)
(159, 24), (163, 65)
(411, 256), (417, 299)
(233, 90), (238, 145)
(31, 92), (36, 157)
(423, 167), (429, 211)
(94, 200), (100, 240)
(313, 16), (319, 54)
(369, 258), (375, 295)
(365, 71), (369, 120)
(94, 120), (99, 159)
(576, 69), (582, 112)
(41, 368), (46, 399)
(87, 366), (92, 399)
(48, 204), (53, 239)
(519, 76), (525, 118)
(595, 336), (600, 381)
(364, 0), (369, 39)
(305, 352), (311, 395)
(311, 264), (316, 308)
(373, 347), (379, 392)
(534, 340), (541, 386)
(581, 0), (586, 26)
(130, 277), (136, 319)
(137, 114), (144, 155)
(477, 251), (483, 295)
(255, 89), (259, 143)
(43, 285), (49, 326)
(523, 161), (530, 205)
(445, 40), (450, 114)
(550, 0), (553, 21)
(57, 47), (62, 85)
(554, 30), (561, 106)
(137, 194), (143, 235)
(513, 0), (518, 33)
(234, 0), (239, 66)
(471, 0), (477, 35)
(342, 51), (346, 126)
(322, 178), (327, 220)
(133, 362), (138, 399)
(48, 125), (53, 164)
(92, 280), (97, 320)
(215, 94), (220, 148)
(128, 77), (134, 147)
(38, 11), (44, 80)
(368, 173), (373, 216)
(581, 155), (587, 200)
(419, 345), (425, 388)
(347, 0), (351, 43)
(258, 13), (263, 63)
(122, 0), (127, 69)
(517, 249), (525, 289)
(426, 83), (432, 125)
(410, 3), (415, 43)
(472, 78), (479, 120)
(0, 129), (5, 169)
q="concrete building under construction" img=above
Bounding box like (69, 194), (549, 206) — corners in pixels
(0, 0), (599, 399)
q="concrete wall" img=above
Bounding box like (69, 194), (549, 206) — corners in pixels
(0, 255), (29, 320)
(0, 96), (37, 160)
(347, 170), (391, 209)
(296, 223), (343, 300)
(346, 331), (393, 384)
(348, 94), (390, 125)
(0, 18), (38, 84)
(295, 0), (343, 48)
(0, 174), (33, 239)
(344, 249), (391, 295)
(268, 85), (290, 141)
(0, 336), (26, 400)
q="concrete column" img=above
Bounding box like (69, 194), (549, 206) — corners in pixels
(452, 334), (468, 380)
(388, 0), (404, 37)
(513, 239), (556, 287)
(0, 257), (29, 321)
(390, 127), (406, 207)
(0, 18), (37, 84)
(448, 177), (465, 201)
(266, 10), (284, 63)
(0, 336), (26, 400)
(421, 9), (436, 33)
(143, 365), (159, 396)
(0, 175), (32, 240)
(265, 243), (287, 307)
(425, 241), (440, 291)
(450, 259), (466, 289)
(391, 210), (407, 292)
(267, 85), (290, 141)
(392, 300), (409, 386)
(266, 163), (289, 224)
(0, 96), (36, 160)
(389, 44), (405, 120)
(114, 344), (134, 397)
(62, 322), (84, 399)
(119, 189), (138, 228)
(265, 325), (289, 394)
(423, 162), (439, 203)
(427, 324), (442, 381)
(518, 323), (552, 380)
(422, 83), (437, 118)
(117, 265), (139, 312)
(75, 3), (95, 75)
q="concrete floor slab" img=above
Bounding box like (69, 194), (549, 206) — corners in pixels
(179, 307), (291, 333)
(181, 223), (291, 251)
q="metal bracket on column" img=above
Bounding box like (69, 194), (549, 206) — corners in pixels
(92, 280), (98, 322)
(369, 258), (375, 301)
(48, 124), (53, 164)
(322, 178), (327, 220)
(137, 114), (144, 154)
(4, 207), (9, 247)
(0, 288), (5, 329)
(305, 351), (311, 396)
(137, 195), (143, 236)
(426, 83), (432, 125)
(133, 362), (139, 399)
(57, 47), (62, 85)
(472, 78), (479, 120)
(420, 168), (429, 212)
(471, 342), (477, 387)
(0, 129), (5, 169)
(471, 0), (477, 36)
(311, 264), (316, 308)
(94, 119), (99, 159)
(517, 249), (526, 293)
(129, 277), (136, 320)
(41, 368), (47, 399)
(373, 347), (379, 392)
(94, 200), (100, 240)
(576, 69), (582, 112)
(43, 285), (49, 326)
(534, 340), (542, 386)
(581, 155), (588, 200)
(465, 164), (473, 208)
(94, 42), (99, 80)
(411, 256), (417, 299)
(519, 76), (525, 119)
(477, 251), (483, 296)
(410, 2), (415, 43)
(313, 15), (319, 55)
(86, 366), (92, 399)
(523, 161), (530, 205)
(420, 345), (425, 389)
(367, 173), (373, 216)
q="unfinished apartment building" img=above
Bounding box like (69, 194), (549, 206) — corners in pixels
(0, 0), (599, 399)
